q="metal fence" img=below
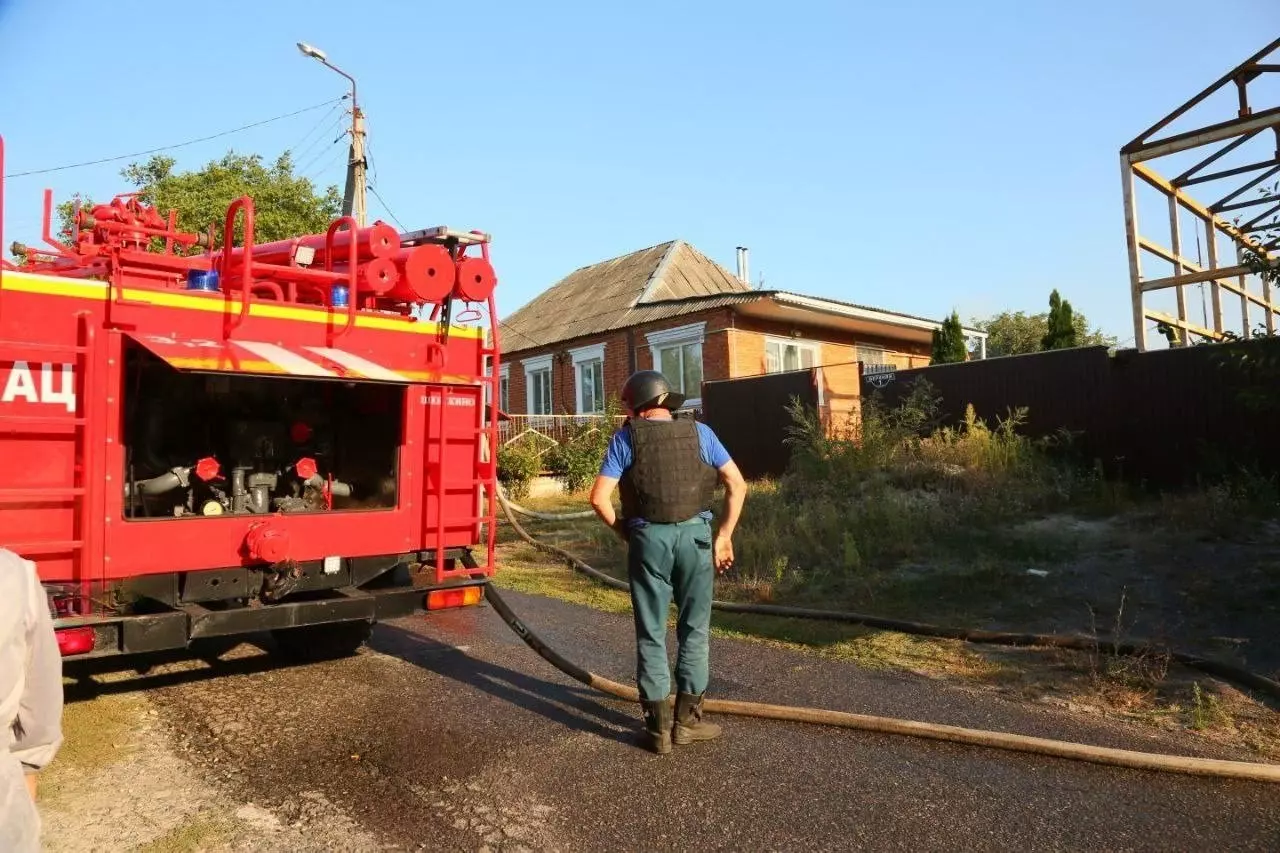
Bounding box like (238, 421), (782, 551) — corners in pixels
(689, 341), (1280, 487)
(497, 414), (625, 458)
(860, 340), (1280, 487)
(702, 370), (819, 479)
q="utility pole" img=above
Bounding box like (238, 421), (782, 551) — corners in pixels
(297, 42), (366, 227)
(345, 105), (367, 228)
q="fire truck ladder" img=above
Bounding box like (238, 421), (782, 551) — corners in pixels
(424, 306), (500, 585)
(0, 315), (104, 613)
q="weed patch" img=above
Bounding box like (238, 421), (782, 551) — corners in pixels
(493, 379), (1280, 758)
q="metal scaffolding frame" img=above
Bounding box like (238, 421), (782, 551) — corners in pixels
(1121, 36), (1280, 351)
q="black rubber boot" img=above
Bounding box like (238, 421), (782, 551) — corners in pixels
(673, 693), (721, 745)
(641, 698), (673, 754)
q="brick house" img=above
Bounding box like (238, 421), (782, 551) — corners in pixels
(494, 240), (985, 417)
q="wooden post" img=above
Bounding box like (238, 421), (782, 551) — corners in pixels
(1202, 214), (1226, 336)
(1167, 193), (1190, 346)
(1121, 156), (1147, 351)
(1266, 274), (1277, 335)
(1237, 246), (1253, 339)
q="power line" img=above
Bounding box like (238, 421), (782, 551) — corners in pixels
(285, 101), (346, 160)
(294, 114), (348, 167)
(299, 137), (344, 178)
(363, 144), (406, 231)
(368, 183), (406, 232)
(366, 142), (381, 193)
(306, 145), (348, 186)
(3, 97), (346, 178)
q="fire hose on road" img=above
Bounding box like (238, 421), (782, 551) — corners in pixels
(486, 486), (1280, 783)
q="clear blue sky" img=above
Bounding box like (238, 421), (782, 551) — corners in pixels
(1, 0), (1275, 344)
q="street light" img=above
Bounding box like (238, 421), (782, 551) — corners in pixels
(296, 42), (327, 62)
(296, 41), (366, 227)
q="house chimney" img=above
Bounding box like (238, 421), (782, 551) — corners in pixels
(736, 246), (749, 285)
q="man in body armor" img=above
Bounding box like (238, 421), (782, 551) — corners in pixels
(589, 370), (747, 754)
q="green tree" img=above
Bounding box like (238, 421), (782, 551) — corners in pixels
(930, 310), (968, 364)
(1041, 289), (1078, 350)
(54, 151), (341, 248)
(1240, 184), (1278, 300)
(972, 304), (1116, 358)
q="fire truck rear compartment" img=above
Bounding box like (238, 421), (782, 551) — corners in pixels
(0, 172), (501, 663)
(121, 341), (402, 520)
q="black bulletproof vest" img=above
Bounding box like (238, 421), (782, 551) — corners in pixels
(618, 416), (718, 524)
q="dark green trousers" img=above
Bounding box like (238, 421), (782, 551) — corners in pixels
(626, 517), (714, 702)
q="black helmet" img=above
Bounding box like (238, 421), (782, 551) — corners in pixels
(620, 370), (685, 412)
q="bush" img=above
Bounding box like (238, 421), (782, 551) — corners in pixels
(546, 397), (623, 493)
(497, 437), (543, 500)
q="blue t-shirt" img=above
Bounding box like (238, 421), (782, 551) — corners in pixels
(599, 417), (732, 526)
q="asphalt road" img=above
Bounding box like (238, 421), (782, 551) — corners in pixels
(111, 591), (1280, 852)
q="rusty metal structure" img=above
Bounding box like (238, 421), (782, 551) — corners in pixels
(1121, 36), (1280, 351)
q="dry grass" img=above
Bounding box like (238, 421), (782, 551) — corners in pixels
(495, 444), (1280, 759)
(497, 513), (1280, 758)
(494, 513), (986, 680)
(490, 381), (1280, 758)
(39, 689), (146, 804)
(135, 815), (234, 853)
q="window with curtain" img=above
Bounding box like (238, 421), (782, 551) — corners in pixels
(765, 339), (817, 373)
(857, 345), (889, 373)
(657, 341), (703, 397)
(577, 358), (604, 414)
(645, 322), (706, 407)
(528, 368), (552, 414)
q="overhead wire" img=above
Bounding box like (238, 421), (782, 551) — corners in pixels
(3, 97), (346, 178)
(369, 185), (407, 232)
(365, 143), (407, 231)
(303, 144), (349, 187)
(285, 102), (346, 161)
(296, 114), (350, 172)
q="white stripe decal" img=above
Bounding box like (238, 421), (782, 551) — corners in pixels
(303, 347), (408, 382)
(234, 341), (336, 377)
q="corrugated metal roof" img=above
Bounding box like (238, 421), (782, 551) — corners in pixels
(498, 244), (984, 355)
(499, 241), (751, 352)
(764, 291), (984, 336)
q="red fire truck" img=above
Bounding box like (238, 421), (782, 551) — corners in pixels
(0, 136), (501, 662)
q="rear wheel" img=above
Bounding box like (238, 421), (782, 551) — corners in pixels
(270, 620), (372, 662)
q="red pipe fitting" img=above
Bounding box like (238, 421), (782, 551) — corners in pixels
(244, 519), (290, 565)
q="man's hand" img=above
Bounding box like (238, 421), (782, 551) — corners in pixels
(713, 533), (734, 573)
(611, 519), (630, 543)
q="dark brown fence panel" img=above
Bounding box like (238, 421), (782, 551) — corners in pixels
(1101, 343), (1280, 485)
(702, 370), (818, 479)
(861, 347), (1112, 443)
(860, 341), (1280, 487)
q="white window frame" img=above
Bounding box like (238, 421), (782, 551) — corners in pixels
(856, 344), (892, 375)
(482, 356), (493, 407)
(645, 321), (706, 409)
(522, 353), (554, 416)
(499, 363), (510, 413)
(568, 342), (606, 415)
(763, 335), (820, 374)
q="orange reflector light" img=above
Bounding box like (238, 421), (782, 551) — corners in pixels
(56, 626), (95, 656)
(425, 585), (484, 611)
